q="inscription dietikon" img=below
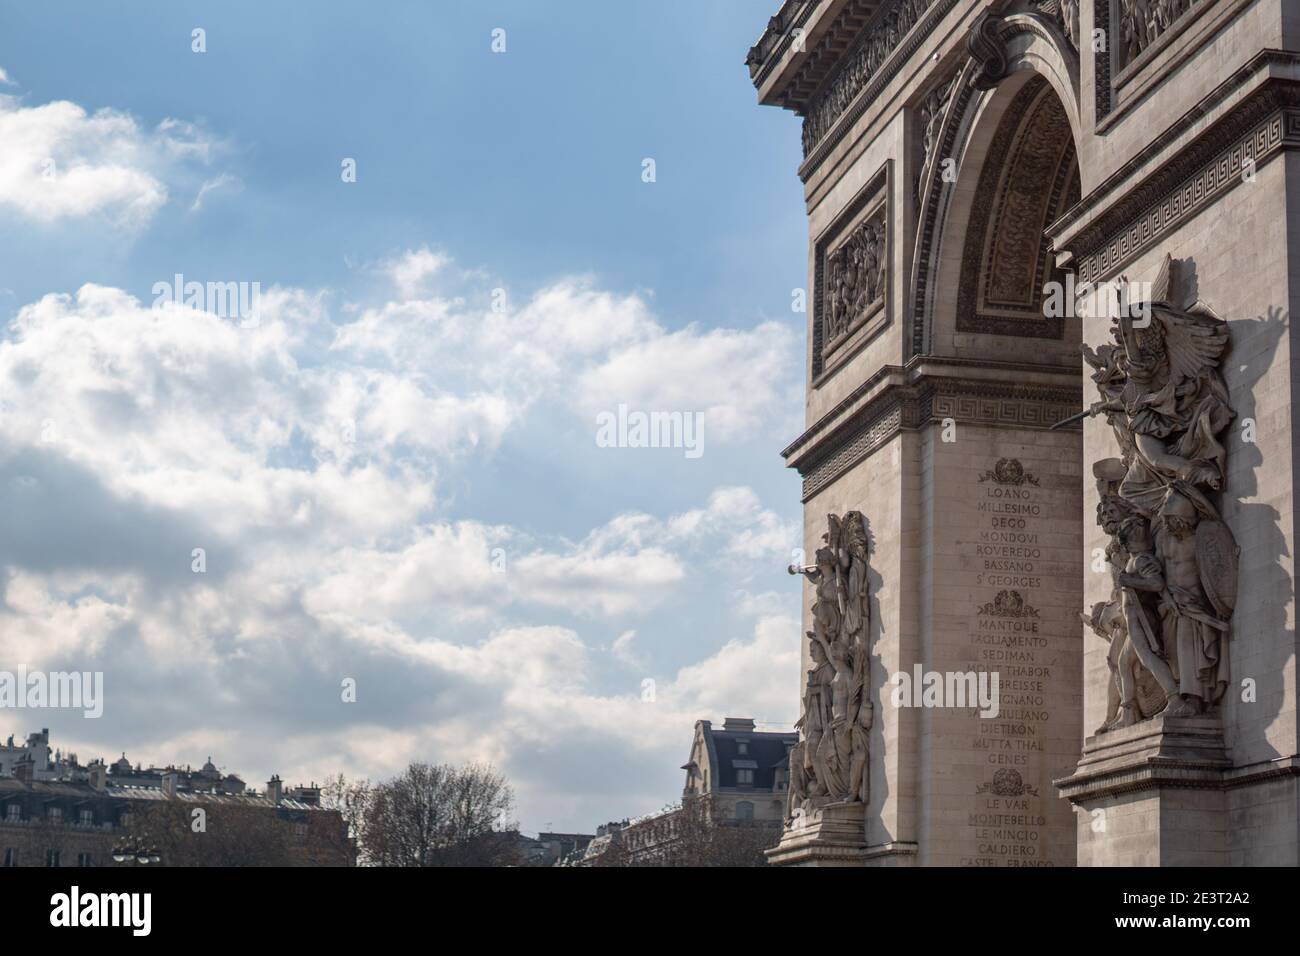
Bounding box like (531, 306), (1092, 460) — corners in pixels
(961, 457), (1069, 866)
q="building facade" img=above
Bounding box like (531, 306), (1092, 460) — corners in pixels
(578, 717), (796, 865)
(0, 729), (351, 867)
(681, 718), (797, 824)
(751, 0), (1300, 866)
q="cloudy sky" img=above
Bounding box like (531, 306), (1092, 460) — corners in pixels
(0, 1), (808, 833)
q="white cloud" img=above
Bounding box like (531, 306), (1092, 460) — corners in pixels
(189, 173), (240, 212)
(577, 321), (800, 442)
(0, 248), (803, 831)
(0, 82), (222, 227)
(665, 486), (798, 561)
(610, 629), (645, 668)
(0, 570), (124, 668)
(331, 269), (800, 444)
(384, 246), (450, 298)
(296, 611), (800, 817)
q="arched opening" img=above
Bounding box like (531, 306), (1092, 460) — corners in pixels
(956, 78), (1079, 344)
(926, 72), (1083, 368)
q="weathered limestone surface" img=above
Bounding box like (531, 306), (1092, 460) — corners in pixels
(751, 0), (1300, 866)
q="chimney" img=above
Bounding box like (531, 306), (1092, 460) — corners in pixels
(161, 771), (179, 798)
(722, 717), (756, 732)
(267, 775), (283, 805)
(88, 761), (107, 793)
(14, 754), (34, 789)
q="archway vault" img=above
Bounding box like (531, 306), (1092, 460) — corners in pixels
(955, 77), (1080, 343)
(910, 8), (1083, 363)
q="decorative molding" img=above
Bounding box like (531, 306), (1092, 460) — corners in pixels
(915, 72), (959, 213)
(749, 0), (888, 106)
(979, 458), (1040, 485)
(800, 0), (963, 172)
(967, 9), (1011, 91)
(797, 397), (910, 500)
(1100, 0), (1255, 132)
(861, 840), (920, 860)
(787, 369), (1081, 501)
(1053, 53), (1300, 238)
(1094, 0), (1112, 120)
(909, 13), (1080, 358)
(1115, 0), (1214, 78)
(910, 59), (980, 358)
(1066, 80), (1300, 282)
(978, 589), (1040, 618)
(1055, 717), (1234, 800)
(746, 0), (820, 87)
(977, 768), (1040, 797)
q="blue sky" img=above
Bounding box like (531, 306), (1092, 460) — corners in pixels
(0, 1), (808, 833)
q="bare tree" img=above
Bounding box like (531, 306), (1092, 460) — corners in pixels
(321, 772), (371, 861)
(360, 762), (520, 867)
(667, 798), (779, 867)
(122, 802), (293, 867)
(117, 792), (354, 867)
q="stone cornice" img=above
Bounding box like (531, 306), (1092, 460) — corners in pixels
(861, 840), (919, 860)
(1053, 60), (1300, 280)
(749, 1), (888, 111)
(748, 1), (965, 167)
(1057, 757), (1300, 801)
(783, 356), (1080, 501)
(1056, 51), (1300, 238)
(746, 1), (823, 94)
(1051, 719), (1300, 802)
(799, 0), (962, 169)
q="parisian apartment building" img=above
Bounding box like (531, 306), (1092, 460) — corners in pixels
(0, 728), (352, 867)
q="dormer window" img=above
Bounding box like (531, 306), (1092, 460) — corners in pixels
(737, 740), (749, 755)
(737, 768), (754, 786)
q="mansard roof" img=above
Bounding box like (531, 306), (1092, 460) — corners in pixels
(701, 724), (796, 791)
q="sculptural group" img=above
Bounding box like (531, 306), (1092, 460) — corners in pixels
(1073, 256), (1239, 729)
(787, 512), (873, 819)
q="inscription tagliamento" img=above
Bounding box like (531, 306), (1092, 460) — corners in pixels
(961, 458), (1067, 866)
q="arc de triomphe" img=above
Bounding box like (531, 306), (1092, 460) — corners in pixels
(752, 0), (1300, 866)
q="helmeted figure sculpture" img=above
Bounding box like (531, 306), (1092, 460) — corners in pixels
(1067, 255), (1239, 727)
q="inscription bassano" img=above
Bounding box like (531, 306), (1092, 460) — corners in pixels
(960, 459), (1069, 866)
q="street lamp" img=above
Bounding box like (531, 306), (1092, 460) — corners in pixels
(111, 843), (160, 865)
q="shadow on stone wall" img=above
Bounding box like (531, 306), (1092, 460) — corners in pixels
(1222, 302), (1291, 760)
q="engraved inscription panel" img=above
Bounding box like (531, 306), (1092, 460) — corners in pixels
(927, 447), (1082, 867)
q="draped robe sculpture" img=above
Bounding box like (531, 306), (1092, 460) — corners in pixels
(1063, 255), (1239, 727)
(787, 512), (872, 819)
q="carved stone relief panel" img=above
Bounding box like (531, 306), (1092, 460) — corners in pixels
(1099, 0), (1222, 120)
(813, 165), (891, 382)
(1117, 0), (1209, 68)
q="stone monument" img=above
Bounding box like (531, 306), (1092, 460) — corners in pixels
(770, 512), (874, 865)
(750, 0), (1300, 866)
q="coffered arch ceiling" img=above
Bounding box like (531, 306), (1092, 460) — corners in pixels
(956, 76), (1080, 341)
